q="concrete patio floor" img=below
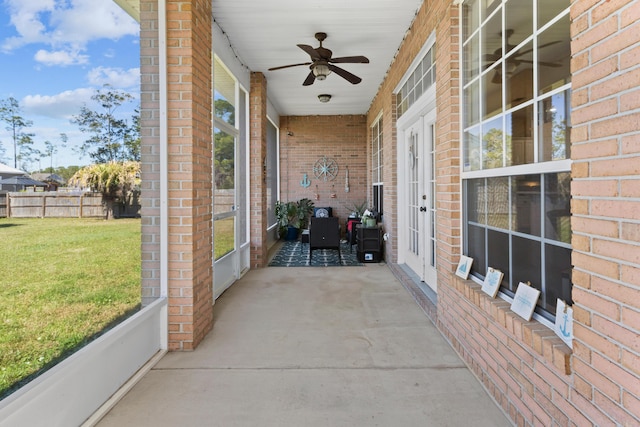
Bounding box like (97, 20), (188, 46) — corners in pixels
(96, 265), (512, 426)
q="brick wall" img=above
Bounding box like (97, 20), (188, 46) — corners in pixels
(367, 0), (460, 267)
(140, 0), (161, 305)
(569, 0), (640, 424)
(278, 115), (368, 222)
(367, 0), (640, 425)
(249, 72), (268, 268)
(164, 0), (214, 351)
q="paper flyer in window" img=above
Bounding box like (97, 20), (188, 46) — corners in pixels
(510, 281), (541, 321)
(455, 255), (474, 280)
(481, 267), (504, 298)
(554, 298), (573, 349)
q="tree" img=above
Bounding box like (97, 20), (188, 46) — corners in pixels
(16, 133), (38, 171)
(214, 99), (235, 189)
(71, 85), (137, 163)
(69, 161), (140, 219)
(0, 97), (33, 169)
(43, 133), (68, 171)
(123, 107), (140, 161)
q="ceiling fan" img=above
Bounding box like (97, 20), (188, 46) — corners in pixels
(268, 32), (369, 86)
(484, 29), (562, 83)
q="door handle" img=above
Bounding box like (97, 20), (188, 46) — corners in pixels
(419, 206), (427, 212)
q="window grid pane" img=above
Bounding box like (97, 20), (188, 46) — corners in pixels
(396, 47), (435, 119)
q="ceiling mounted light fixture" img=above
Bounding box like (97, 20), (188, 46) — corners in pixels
(318, 94), (332, 103)
(312, 63), (331, 80)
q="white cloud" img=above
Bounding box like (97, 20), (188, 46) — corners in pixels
(87, 66), (140, 89)
(2, 0), (138, 55)
(34, 48), (89, 66)
(1, 0), (55, 51)
(22, 88), (95, 120)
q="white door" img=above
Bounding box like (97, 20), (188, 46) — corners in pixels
(403, 113), (437, 290)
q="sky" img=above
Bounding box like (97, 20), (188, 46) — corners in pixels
(0, 0), (140, 170)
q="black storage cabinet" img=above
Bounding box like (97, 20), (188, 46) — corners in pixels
(356, 225), (383, 263)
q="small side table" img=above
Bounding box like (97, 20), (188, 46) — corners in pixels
(300, 229), (309, 252)
(356, 224), (383, 262)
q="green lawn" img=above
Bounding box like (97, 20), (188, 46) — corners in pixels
(0, 218), (141, 398)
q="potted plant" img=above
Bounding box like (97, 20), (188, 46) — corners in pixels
(361, 209), (377, 227)
(296, 198), (315, 230)
(347, 200), (368, 219)
(275, 198), (314, 240)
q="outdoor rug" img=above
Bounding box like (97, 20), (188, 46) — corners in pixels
(269, 240), (363, 267)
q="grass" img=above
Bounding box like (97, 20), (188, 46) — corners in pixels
(0, 218), (141, 399)
(214, 216), (235, 260)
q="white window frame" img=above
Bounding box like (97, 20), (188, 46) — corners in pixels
(459, 0), (572, 322)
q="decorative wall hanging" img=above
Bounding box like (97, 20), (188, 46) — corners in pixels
(313, 156), (338, 181)
(455, 255), (473, 280)
(345, 166), (350, 193)
(554, 299), (573, 348)
(300, 173), (311, 188)
(511, 281), (541, 321)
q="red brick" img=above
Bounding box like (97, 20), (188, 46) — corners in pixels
(621, 349), (640, 377)
(573, 323), (620, 361)
(572, 252), (620, 279)
(574, 287), (621, 321)
(593, 239), (640, 265)
(593, 315), (638, 356)
(592, 276), (640, 309)
(623, 390), (640, 419)
(571, 179), (618, 197)
(572, 17), (619, 55)
(621, 179), (640, 197)
(594, 390), (638, 426)
(591, 112), (640, 140)
(591, 23), (640, 63)
(591, 157), (640, 178)
(572, 217), (619, 238)
(591, 199), (640, 221)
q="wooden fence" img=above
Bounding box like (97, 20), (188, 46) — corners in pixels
(3, 192), (107, 218)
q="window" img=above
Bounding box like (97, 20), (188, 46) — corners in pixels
(461, 0), (571, 318)
(371, 115), (383, 216)
(214, 58), (239, 260)
(396, 47), (435, 118)
(266, 120), (278, 227)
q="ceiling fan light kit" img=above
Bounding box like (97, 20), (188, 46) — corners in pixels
(268, 32), (369, 86)
(312, 64), (331, 80)
(318, 94), (332, 103)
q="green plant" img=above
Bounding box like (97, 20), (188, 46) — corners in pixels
(347, 200), (368, 218)
(69, 161), (141, 219)
(275, 200), (296, 237)
(275, 198), (315, 238)
(296, 198), (315, 229)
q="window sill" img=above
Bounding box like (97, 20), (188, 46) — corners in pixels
(454, 276), (572, 375)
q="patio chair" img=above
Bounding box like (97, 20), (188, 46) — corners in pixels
(309, 216), (341, 260)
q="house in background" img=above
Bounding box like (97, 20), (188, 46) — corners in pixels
(0, 162), (26, 182)
(30, 173), (66, 191)
(1, 1), (638, 426)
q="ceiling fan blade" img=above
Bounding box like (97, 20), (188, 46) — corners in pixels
(514, 40), (561, 58)
(330, 55), (369, 64)
(483, 54), (500, 62)
(516, 59), (562, 68)
(268, 62), (312, 71)
(328, 64), (362, 84)
(297, 44), (321, 60)
(302, 70), (316, 86)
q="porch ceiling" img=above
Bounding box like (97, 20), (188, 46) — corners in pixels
(116, 0), (424, 116)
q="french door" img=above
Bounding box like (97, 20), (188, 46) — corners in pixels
(403, 111), (437, 290)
